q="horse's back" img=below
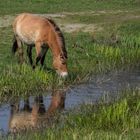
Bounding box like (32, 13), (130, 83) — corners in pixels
(13, 13), (50, 44)
(13, 13), (49, 28)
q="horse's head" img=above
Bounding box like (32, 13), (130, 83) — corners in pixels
(53, 54), (68, 77)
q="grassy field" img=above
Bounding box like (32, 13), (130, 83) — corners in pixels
(0, 0), (139, 15)
(0, 25), (139, 99)
(0, 0), (140, 139)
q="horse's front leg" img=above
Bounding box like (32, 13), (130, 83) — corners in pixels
(40, 46), (49, 67)
(33, 42), (42, 69)
(23, 99), (31, 112)
(31, 96), (45, 126)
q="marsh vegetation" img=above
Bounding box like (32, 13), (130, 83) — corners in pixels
(0, 0), (139, 139)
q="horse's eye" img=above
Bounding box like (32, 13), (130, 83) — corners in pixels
(60, 55), (64, 59)
(62, 61), (66, 65)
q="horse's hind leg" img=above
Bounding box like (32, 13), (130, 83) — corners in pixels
(12, 36), (18, 54)
(27, 46), (33, 66)
(16, 37), (24, 64)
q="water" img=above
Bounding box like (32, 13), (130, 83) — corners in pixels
(0, 70), (139, 134)
(66, 70), (140, 107)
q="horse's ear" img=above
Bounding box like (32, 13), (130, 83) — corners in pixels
(62, 52), (66, 59)
(63, 52), (68, 59)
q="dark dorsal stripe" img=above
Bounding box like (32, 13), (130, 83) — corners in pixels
(46, 18), (67, 59)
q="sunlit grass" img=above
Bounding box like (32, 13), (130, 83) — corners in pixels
(0, 64), (52, 97)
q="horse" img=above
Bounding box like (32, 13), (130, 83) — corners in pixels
(12, 13), (68, 77)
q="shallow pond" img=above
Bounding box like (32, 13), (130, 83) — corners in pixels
(0, 70), (139, 134)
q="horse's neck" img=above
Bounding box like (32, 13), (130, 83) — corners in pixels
(49, 40), (62, 58)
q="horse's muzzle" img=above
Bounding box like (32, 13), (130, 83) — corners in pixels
(60, 72), (68, 77)
(56, 70), (68, 78)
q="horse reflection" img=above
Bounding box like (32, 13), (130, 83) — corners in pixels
(9, 91), (65, 133)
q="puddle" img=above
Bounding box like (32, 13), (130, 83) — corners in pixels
(66, 70), (140, 107)
(0, 70), (139, 135)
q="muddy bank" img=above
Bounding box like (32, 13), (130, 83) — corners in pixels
(0, 14), (100, 33)
(0, 10), (139, 32)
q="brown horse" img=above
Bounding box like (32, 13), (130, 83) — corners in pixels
(12, 13), (68, 77)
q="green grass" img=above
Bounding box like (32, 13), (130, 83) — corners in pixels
(5, 89), (140, 140)
(0, 0), (139, 15)
(0, 24), (140, 100)
(0, 65), (52, 97)
(0, 0), (140, 139)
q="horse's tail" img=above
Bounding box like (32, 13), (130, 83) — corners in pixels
(12, 36), (18, 54)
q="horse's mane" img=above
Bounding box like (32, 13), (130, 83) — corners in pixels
(47, 18), (67, 59)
